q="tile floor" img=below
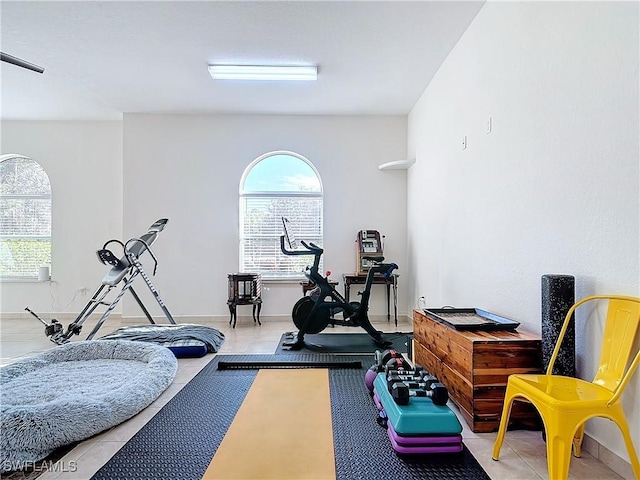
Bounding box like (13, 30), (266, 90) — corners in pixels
(0, 314), (628, 480)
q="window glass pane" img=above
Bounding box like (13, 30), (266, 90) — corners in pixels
(242, 154), (321, 193)
(0, 238), (51, 277)
(0, 198), (52, 236)
(0, 156), (52, 278)
(0, 157), (51, 195)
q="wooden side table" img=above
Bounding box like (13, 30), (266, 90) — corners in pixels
(227, 273), (262, 328)
(342, 273), (398, 325)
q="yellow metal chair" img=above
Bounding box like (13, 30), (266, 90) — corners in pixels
(492, 295), (640, 480)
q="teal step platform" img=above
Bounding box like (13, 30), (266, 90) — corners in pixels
(373, 373), (462, 436)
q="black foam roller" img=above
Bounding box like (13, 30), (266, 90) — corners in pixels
(541, 274), (575, 376)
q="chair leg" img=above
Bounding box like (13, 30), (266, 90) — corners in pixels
(252, 303), (262, 325)
(492, 387), (516, 460)
(572, 423), (586, 457)
(547, 428), (575, 480)
(228, 303), (237, 328)
(614, 415), (640, 479)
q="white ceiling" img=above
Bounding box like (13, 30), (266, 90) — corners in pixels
(1, 1), (484, 121)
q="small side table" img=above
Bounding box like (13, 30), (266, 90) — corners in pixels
(227, 273), (262, 328)
(342, 273), (398, 326)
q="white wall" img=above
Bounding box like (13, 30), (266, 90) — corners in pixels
(407, 1), (639, 464)
(1, 116), (408, 322)
(0, 121), (123, 317)
(122, 114), (408, 320)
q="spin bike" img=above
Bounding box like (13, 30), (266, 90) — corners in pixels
(280, 221), (397, 350)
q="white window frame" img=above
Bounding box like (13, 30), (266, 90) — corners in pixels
(0, 154), (52, 280)
(239, 151), (323, 280)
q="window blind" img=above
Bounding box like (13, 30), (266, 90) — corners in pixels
(0, 156), (52, 278)
(240, 195), (322, 278)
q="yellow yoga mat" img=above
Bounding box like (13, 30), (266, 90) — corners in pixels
(202, 369), (336, 480)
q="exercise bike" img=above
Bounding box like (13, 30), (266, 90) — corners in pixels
(280, 218), (396, 350)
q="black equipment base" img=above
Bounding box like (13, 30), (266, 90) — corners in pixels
(217, 360), (362, 369)
(275, 332), (412, 355)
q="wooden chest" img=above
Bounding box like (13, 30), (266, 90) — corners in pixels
(413, 309), (542, 433)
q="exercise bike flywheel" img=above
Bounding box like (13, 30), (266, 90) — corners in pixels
(292, 296), (332, 334)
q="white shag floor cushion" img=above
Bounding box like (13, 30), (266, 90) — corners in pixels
(1, 340), (178, 472)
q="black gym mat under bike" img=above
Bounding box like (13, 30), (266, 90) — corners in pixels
(91, 354), (490, 480)
(274, 332), (413, 354)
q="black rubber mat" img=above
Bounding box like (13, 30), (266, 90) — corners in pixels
(92, 354), (489, 480)
(274, 331), (413, 354)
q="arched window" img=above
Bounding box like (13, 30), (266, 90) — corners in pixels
(240, 151), (323, 279)
(0, 155), (52, 279)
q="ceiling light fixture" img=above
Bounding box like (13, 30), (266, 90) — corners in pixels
(208, 65), (317, 81)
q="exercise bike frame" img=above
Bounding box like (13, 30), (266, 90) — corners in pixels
(280, 234), (397, 349)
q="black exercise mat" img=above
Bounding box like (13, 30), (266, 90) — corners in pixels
(274, 331), (412, 354)
(92, 354), (489, 480)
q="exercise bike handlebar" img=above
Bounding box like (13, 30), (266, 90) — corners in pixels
(280, 234), (396, 276)
(378, 262), (398, 279)
(280, 235), (324, 256)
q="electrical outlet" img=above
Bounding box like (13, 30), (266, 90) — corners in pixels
(417, 296), (427, 309)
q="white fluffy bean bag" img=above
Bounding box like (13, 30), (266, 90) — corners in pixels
(1, 340), (177, 472)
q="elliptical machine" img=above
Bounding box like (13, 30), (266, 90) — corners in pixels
(280, 218), (396, 350)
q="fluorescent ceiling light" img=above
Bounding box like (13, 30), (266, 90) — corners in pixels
(208, 65), (317, 81)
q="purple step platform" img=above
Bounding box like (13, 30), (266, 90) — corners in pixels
(387, 422), (463, 454)
(373, 388), (463, 454)
(373, 392), (383, 410)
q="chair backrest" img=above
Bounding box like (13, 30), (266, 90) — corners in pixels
(593, 297), (640, 393)
(547, 296), (640, 398)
